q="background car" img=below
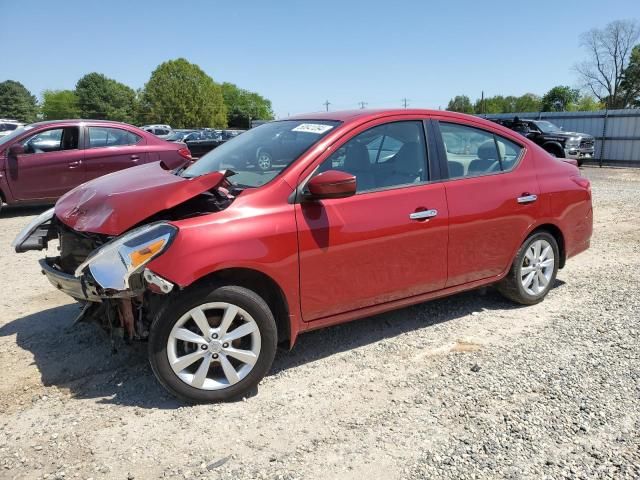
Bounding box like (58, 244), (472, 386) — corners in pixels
(0, 120), (192, 212)
(140, 124), (174, 139)
(0, 119), (25, 137)
(179, 129), (224, 158)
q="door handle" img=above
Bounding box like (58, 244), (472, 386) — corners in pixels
(131, 155), (140, 162)
(517, 194), (538, 204)
(409, 209), (438, 221)
(68, 160), (82, 169)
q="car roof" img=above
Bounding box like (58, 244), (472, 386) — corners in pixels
(287, 108), (510, 131)
(27, 119), (141, 128)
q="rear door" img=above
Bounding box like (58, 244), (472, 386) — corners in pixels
(7, 126), (84, 200)
(433, 119), (541, 286)
(296, 118), (449, 321)
(83, 126), (148, 182)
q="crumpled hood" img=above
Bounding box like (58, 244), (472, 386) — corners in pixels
(55, 162), (226, 235)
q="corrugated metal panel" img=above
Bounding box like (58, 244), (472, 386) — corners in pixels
(483, 109), (640, 166)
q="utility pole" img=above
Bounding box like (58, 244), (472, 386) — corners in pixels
(358, 101), (368, 109)
(481, 90), (485, 116)
(402, 98), (409, 109)
(323, 100), (331, 112)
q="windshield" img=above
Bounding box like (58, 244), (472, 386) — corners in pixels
(182, 120), (340, 187)
(534, 121), (563, 134)
(0, 125), (34, 147)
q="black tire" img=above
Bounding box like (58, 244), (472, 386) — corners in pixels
(545, 145), (564, 158)
(149, 284), (278, 403)
(497, 231), (559, 305)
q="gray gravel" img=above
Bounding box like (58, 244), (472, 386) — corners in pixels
(0, 166), (639, 479)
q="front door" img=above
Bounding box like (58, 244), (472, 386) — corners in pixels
(7, 126), (84, 201)
(296, 120), (449, 321)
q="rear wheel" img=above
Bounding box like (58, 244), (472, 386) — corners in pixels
(497, 231), (559, 305)
(149, 285), (277, 403)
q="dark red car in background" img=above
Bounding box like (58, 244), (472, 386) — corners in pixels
(0, 120), (191, 212)
(13, 110), (592, 403)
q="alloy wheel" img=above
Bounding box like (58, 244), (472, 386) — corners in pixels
(257, 152), (272, 170)
(520, 239), (555, 296)
(167, 302), (261, 390)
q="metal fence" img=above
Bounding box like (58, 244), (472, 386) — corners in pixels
(483, 109), (640, 167)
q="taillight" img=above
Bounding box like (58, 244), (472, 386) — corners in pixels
(177, 147), (192, 160)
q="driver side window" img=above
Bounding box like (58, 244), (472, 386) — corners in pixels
(23, 127), (79, 154)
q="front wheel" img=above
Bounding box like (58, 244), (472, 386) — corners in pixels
(497, 231), (559, 305)
(149, 285), (278, 403)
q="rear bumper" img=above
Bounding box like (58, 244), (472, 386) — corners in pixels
(39, 257), (103, 302)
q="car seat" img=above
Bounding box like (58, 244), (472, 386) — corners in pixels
(343, 143), (376, 191)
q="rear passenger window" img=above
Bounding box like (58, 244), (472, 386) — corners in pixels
(88, 127), (140, 148)
(439, 122), (523, 178)
(316, 121), (428, 193)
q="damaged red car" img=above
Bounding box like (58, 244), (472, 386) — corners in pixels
(13, 110), (593, 403)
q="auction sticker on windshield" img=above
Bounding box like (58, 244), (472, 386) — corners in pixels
(292, 123), (334, 134)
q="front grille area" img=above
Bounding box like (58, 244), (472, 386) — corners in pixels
(580, 139), (595, 149)
(56, 221), (109, 273)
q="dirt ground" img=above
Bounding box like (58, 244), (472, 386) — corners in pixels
(0, 167), (639, 479)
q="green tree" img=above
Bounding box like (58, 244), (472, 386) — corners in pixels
(514, 93), (542, 112)
(41, 90), (80, 120)
(140, 58), (227, 128)
(575, 95), (604, 111)
(0, 80), (39, 123)
(221, 82), (273, 128)
(620, 44), (640, 107)
(75, 72), (137, 123)
(541, 86), (580, 111)
(446, 95), (474, 114)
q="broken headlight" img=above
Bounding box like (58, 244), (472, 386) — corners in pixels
(75, 222), (177, 292)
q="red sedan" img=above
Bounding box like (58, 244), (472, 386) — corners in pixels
(0, 119), (192, 212)
(13, 109), (592, 403)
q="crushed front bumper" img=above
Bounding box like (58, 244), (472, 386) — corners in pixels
(39, 257), (103, 302)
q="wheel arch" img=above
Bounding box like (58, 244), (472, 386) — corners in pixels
(527, 223), (566, 269)
(541, 141), (564, 158)
(189, 267), (292, 347)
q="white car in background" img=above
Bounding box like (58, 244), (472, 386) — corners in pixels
(140, 124), (173, 139)
(0, 119), (25, 137)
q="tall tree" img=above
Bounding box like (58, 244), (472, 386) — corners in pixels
(140, 58), (227, 128)
(619, 44), (640, 107)
(75, 73), (137, 122)
(541, 86), (580, 111)
(446, 95), (474, 114)
(221, 82), (274, 128)
(0, 80), (39, 123)
(514, 93), (542, 113)
(41, 90), (80, 120)
(575, 20), (640, 108)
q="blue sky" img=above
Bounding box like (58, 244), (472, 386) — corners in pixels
(2, 0), (638, 118)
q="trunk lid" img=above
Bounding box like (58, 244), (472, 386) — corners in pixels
(55, 162), (226, 235)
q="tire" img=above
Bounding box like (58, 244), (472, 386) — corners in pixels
(497, 231), (559, 305)
(149, 284), (278, 403)
(545, 145), (564, 158)
(256, 150), (272, 171)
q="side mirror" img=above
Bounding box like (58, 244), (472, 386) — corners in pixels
(304, 170), (356, 200)
(8, 144), (24, 156)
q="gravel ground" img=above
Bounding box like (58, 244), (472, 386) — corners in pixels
(0, 166), (639, 480)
